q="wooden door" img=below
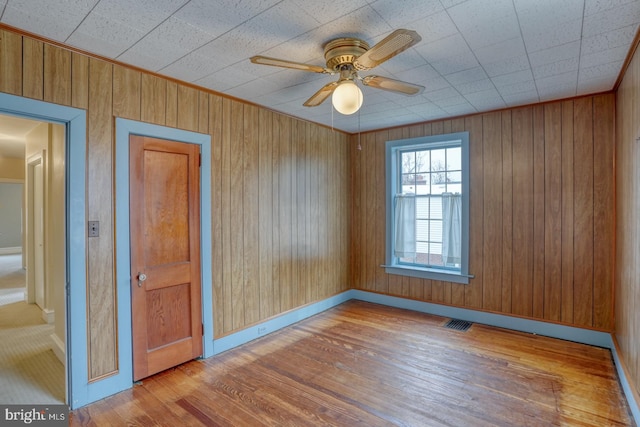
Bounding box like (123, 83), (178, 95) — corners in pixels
(34, 161), (45, 309)
(129, 135), (202, 381)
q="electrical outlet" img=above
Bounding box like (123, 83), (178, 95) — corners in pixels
(88, 221), (99, 237)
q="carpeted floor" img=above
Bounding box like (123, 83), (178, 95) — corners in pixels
(0, 254), (65, 405)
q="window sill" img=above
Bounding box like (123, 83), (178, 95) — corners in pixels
(382, 264), (472, 285)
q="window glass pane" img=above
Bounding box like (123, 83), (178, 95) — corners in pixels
(416, 219), (428, 240)
(447, 171), (461, 184)
(402, 152), (415, 174)
(430, 197), (442, 218)
(431, 179), (446, 195)
(447, 183), (462, 194)
(415, 150), (429, 173)
(447, 147), (461, 170)
(416, 197), (429, 218)
(429, 220), (442, 241)
(416, 180), (429, 195)
(431, 149), (446, 172)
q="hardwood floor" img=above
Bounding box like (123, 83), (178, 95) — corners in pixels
(70, 301), (634, 426)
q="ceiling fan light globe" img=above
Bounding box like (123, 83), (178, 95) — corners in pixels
(332, 80), (363, 115)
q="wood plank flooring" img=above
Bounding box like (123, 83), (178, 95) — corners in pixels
(70, 301), (634, 426)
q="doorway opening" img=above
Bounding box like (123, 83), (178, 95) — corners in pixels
(0, 114), (65, 404)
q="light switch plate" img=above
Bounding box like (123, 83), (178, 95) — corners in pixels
(88, 221), (99, 237)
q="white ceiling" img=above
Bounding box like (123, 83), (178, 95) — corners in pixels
(0, 0), (639, 133)
(0, 114), (40, 158)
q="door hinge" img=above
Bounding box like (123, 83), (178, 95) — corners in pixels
(202, 323), (204, 336)
(198, 153), (201, 167)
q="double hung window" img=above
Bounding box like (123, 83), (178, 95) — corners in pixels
(384, 132), (470, 284)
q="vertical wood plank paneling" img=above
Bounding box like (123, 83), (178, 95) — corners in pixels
(22, 37), (43, 99)
(220, 98), (233, 333)
(43, 44), (71, 106)
(198, 91), (209, 134)
(278, 116), (293, 311)
(258, 108), (274, 319)
(543, 103), (562, 321)
(512, 107), (534, 317)
(71, 53), (89, 109)
(0, 29), (22, 95)
(482, 112), (502, 311)
(87, 58), (116, 379)
(361, 132), (376, 292)
(310, 125), (321, 302)
(209, 94), (224, 338)
(573, 97), (594, 327)
(112, 65), (141, 120)
(561, 100), (575, 324)
(271, 114), (282, 316)
(141, 74), (166, 125)
(165, 82), (177, 128)
(374, 130), (388, 294)
(501, 111), (513, 313)
(349, 133), (361, 289)
(289, 121), (300, 305)
(532, 105), (545, 319)
(466, 114), (483, 308)
(295, 121), (308, 304)
(230, 100), (245, 329)
(593, 94), (614, 330)
(243, 104), (260, 325)
(177, 85), (198, 132)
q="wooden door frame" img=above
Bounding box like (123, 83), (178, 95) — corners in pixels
(26, 151), (45, 307)
(114, 118), (213, 380)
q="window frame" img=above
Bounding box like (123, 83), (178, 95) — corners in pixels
(384, 131), (471, 285)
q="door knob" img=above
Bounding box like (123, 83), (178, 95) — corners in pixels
(137, 273), (147, 287)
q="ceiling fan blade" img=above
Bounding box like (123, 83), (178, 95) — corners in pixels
(250, 55), (330, 74)
(303, 81), (339, 107)
(354, 29), (421, 71)
(362, 75), (424, 96)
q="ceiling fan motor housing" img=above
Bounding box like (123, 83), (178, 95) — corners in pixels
(324, 38), (370, 71)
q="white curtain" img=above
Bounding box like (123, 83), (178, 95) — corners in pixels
(441, 193), (462, 266)
(394, 194), (416, 258)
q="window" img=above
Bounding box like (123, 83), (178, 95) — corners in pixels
(384, 132), (470, 284)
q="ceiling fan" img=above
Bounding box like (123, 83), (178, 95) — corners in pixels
(250, 29), (424, 114)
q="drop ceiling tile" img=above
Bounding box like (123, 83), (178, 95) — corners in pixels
(88, 0), (186, 34)
(482, 55), (530, 78)
(369, 0), (444, 28)
(118, 17), (215, 71)
(442, 102), (476, 117)
(445, 66), (488, 86)
(496, 80), (537, 97)
(581, 45), (628, 69)
(538, 84), (577, 101)
(67, 14), (146, 58)
(408, 10), (458, 44)
(293, 0), (369, 25)
(582, 24), (638, 55)
(303, 5), (393, 43)
(577, 76), (615, 95)
(579, 60), (623, 82)
(528, 41), (581, 68)
(425, 86), (461, 102)
(1, 0), (99, 41)
(174, 0), (281, 37)
(418, 34), (478, 75)
(583, 0), (640, 37)
(474, 37), (526, 65)
(535, 71), (578, 93)
(160, 50), (220, 82)
(533, 57), (579, 80)
(502, 90), (540, 106)
(434, 94), (468, 108)
(520, 18), (582, 53)
(447, 0), (520, 49)
(226, 77), (284, 100)
(491, 69), (534, 87)
(456, 78), (496, 95)
(585, 0), (637, 16)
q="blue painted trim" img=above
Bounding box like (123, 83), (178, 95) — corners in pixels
(0, 92), (88, 409)
(350, 290), (611, 347)
(113, 119), (213, 401)
(212, 292), (353, 354)
(611, 340), (640, 423)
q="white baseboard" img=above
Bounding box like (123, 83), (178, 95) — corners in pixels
(41, 308), (55, 324)
(0, 246), (21, 255)
(50, 333), (65, 365)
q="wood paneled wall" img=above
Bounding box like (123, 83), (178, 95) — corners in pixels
(615, 38), (640, 398)
(349, 95), (615, 331)
(0, 28), (349, 380)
